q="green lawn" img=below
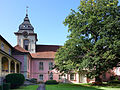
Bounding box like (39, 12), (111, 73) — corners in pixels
(46, 83), (120, 90)
(10, 85), (39, 90)
(10, 83), (120, 90)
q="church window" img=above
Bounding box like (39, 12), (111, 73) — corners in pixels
(70, 73), (75, 80)
(39, 62), (44, 70)
(23, 39), (29, 50)
(1, 43), (4, 51)
(39, 74), (43, 81)
(49, 62), (53, 70)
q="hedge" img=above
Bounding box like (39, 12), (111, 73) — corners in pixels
(45, 80), (58, 85)
(5, 73), (25, 89)
(3, 83), (10, 90)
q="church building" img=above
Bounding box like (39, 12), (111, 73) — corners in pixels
(13, 13), (61, 82)
(0, 11), (120, 84)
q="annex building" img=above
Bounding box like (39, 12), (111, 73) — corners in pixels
(0, 12), (120, 84)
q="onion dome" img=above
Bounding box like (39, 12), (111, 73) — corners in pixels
(19, 14), (34, 31)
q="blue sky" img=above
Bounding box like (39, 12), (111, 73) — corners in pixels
(0, 0), (80, 46)
(0, 0), (120, 46)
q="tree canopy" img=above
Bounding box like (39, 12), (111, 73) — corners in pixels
(55, 0), (120, 82)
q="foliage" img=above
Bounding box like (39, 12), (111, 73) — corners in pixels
(5, 73), (25, 89)
(31, 78), (37, 83)
(0, 85), (2, 90)
(27, 78), (37, 83)
(45, 80), (59, 85)
(55, 0), (120, 82)
(108, 80), (120, 84)
(3, 83), (10, 90)
(110, 75), (119, 81)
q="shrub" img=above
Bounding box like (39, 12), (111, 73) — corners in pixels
(45, 80), (58, 85)
(30, 78), (37, 83)
(5, 73), (25, 89)
(108, 80), (120, 84)
(110, 75), (118, 81)
(3, 83), (10, 90)
(0, 85), (2, 90)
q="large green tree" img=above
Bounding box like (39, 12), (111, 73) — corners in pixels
(55, 0), (120, 82)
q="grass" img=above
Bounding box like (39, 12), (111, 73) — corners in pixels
(46, 83), (120, 90)
(10, 85), (39, 90)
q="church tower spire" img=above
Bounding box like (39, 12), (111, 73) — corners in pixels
(14, 8), (38, 53)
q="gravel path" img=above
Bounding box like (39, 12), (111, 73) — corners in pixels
(37, 84), (45, 90)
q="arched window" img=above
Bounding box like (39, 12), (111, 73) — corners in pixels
(11, 61), (15, 73)
(2, 57), (8, 72)
(23, 39), (29, 50)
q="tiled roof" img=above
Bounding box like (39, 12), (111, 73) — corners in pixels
(14, 45), (29, 53)
(31, 45), (61, 59)
(31, 51), (56, 58)
(14, 45), (61, 59)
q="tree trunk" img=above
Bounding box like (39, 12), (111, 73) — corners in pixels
(95, 75), (102, 85)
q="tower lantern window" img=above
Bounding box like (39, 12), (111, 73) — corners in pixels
(23, 39), (29, 50)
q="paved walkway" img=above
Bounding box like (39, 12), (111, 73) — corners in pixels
(37, 84), (45, 90)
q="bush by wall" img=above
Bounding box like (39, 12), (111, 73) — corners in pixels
(108, 80), (120, 84)
(30, 78), (37, 83)
(45, 80), (58, 85)
(5, 73), (25, 89)
(3, 83), (10, 90)
(26, 78), (37, 83)
(0, 85), (2, 90)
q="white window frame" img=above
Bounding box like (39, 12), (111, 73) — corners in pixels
(39, 74), (44, 81)
(70, 73), (76, 81)
(39, 62), (44, 70)
(49, 62), (53, 70)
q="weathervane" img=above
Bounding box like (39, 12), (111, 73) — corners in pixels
(26, 6), (29, 15)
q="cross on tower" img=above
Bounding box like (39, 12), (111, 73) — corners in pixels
(26, 6), (29, 15)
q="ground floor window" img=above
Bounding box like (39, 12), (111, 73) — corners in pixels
(49, 72), (53, 80)
(116, 67), (120, 75)
(70, 73), (75, 81)
(39, 74), (43, 81)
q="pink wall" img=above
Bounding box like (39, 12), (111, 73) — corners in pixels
(31, 59), (60, 82)
(13, 55), (24, 71)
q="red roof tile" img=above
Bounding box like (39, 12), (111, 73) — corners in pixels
(31, 51), (56, 58)
(14, 45), (29, 53)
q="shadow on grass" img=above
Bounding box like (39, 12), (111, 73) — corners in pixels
(10, 85), (39, 90)
(46, 83), (102, 90)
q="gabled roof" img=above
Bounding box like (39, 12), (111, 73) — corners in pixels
(13, 44), (61, 59)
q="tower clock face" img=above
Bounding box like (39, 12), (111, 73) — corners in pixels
(23, 31), (28, 38)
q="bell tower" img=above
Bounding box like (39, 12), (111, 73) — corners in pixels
(14, 9), (37, 53)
